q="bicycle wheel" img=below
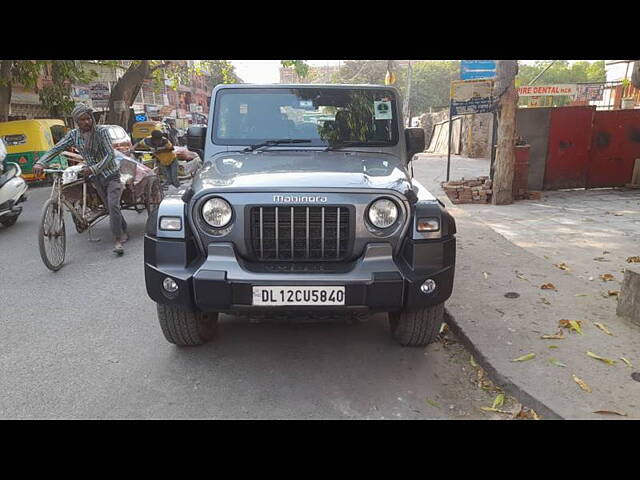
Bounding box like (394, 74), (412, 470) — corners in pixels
(38, 199), (66, 271)
(145, 177), (163, 216)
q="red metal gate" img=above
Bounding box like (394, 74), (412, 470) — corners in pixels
(543, 106), (594, 190)
(587, 109), (640, 188)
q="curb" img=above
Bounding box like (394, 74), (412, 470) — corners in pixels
(437, 190), (565, 419)
(443, 309), (564, 420)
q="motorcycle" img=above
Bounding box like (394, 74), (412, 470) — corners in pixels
(0, 139), (29, 227)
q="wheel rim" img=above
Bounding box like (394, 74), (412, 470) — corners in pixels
(42, 203), (65, 268)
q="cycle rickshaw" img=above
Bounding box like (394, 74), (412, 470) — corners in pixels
(38, 152), (163, 271)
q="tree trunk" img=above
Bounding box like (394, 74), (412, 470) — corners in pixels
(106, 60), (151, 128)
(632, 61), (640, 90)
(492, 60), (519, 206)
(0, 60), (13, 122)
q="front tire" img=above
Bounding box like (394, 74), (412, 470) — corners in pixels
(389, 303), (444, 347)
(156, 303), (218, 346)
(0, 215), (18, 227)
(38, 199), (66, 271)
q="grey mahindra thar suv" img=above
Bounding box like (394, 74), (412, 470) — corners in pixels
(144, 84), (456, 347)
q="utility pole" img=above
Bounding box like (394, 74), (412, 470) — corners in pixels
(403, 61), (413, 126)
(491, 60), (519, 205)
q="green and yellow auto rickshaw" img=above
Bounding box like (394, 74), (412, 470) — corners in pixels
(0, 119), (69, 181)
(131, 121), (169, 167)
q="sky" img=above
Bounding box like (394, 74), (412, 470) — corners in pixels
(231, 60), (341, 84)
(230, 60), (622, 84)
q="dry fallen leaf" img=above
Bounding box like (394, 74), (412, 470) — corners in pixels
(470, 356), (479, 368)
(539, 297), (551, 305)
(573, 375), (592, 393)
(574, 293), (589, 297)
(593, 257), (609, 262)
(620, 357), (633, 368)
(549, 358), (567, 367)
(586, 351), (617, 365)
(483, 272), (489, 280)
(540, 330), (564, 340)
(594, 322), (613, 336)
(593, 410), (627, 417)
(607, 290), (620, 297)
(541, 283), (557, 291)
(554, 262), (569, 270)
(515, 406), (541, 420)
(512, 353), (536, 362)
(627, 256), (640, 263)
(559, 320), (583, 334)
(600, 273), (615, 282)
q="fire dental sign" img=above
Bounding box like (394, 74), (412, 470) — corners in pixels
(517, 84), (577, 96)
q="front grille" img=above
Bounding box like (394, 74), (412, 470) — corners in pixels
(250, 206), (350, 261)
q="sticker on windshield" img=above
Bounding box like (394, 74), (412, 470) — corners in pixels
(374, 101), (392, 120)
(240, 104), (248, 114)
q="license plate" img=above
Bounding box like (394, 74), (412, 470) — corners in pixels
(252, 286), (345, 306)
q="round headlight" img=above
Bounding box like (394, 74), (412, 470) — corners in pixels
(368, 198), (398, 229)
(202, 197), (233, 228)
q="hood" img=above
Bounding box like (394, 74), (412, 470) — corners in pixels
(192, 150), (413, 194)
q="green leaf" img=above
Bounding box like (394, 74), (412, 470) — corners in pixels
(492, 394), (505, 409)
(620, 357), (633, 368)
(549, 358), (567, 367)
(425, 398), (441, 409)
(548, 345), (559, 349)
(480, 407), (512, 414)
(512, 353), (536, 362)
(470, 356), (478, 368)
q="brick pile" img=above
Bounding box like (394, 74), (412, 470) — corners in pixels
(441, 177), (492, 204)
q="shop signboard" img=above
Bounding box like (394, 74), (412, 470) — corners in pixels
(517, 84), (577, 97)
(89, 82), (110, 109)
(450, 79), (494, 115)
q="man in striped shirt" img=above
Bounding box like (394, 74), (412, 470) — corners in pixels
(33, 104), (128, 255)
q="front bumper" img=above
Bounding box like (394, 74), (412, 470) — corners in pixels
(144, 236), (455, 313)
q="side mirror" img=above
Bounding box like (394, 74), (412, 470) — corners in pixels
(186, 126), (206, 157)
(405, 127), (425, 163)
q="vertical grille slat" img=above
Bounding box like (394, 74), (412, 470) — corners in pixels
(321, 207), (325, 258)
(336, 207), (340, 259)
(306, 207), (310, 258)
(251, 206), (350, 261)
(275, 207), (279, 258)
(259, 207), (264, 259)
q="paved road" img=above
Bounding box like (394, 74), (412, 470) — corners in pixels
(0, 181), (504, 420)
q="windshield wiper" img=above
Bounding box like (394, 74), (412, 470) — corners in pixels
(324, 141), (387, 151)
(243, 139), (311, 152)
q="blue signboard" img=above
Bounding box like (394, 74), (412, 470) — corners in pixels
(135, 114), (148, 122)
(461, 60), (496, 80)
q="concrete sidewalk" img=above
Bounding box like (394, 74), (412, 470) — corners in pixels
(413, 154), (640, 419)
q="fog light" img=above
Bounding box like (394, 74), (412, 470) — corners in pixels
(420, 279), (436, 294)
(163, 277), (179, 293)
(160, 216), (182, 231)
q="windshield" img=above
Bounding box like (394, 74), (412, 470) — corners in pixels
(212, 87), (399, 147)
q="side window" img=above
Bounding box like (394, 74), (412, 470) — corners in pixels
(3, 134), (27, 146)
